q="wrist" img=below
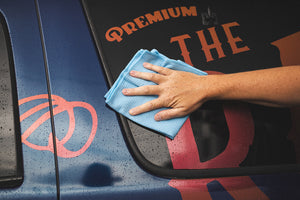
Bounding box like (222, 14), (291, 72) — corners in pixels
(202, 74), (233, 102)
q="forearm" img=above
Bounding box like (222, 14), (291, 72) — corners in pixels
(207, 66), (300, 107)
(124, 63), (300, 121)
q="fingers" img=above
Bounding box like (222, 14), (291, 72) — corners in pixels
(143, 62), (170, 75)
(129, 101), (188, 121)
(129, 70), (162, 84)
(128, 63), (171, 83)
(129, 98), (163, 116)
(123, 63), (179, 120)
(122, 85), (159, 96)
(154, 108), (186, 121)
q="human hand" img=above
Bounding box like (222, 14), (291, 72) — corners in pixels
(122, 62), (211, 121)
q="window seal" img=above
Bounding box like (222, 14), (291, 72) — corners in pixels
(81, 0), (300, 179)
(0, 12), (24, 188)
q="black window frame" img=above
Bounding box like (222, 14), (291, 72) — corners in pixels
(82, 0), (300, 179)
(0, 13), (23, 188)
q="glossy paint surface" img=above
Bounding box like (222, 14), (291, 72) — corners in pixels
(0, 0), (57, 199)
(36, 0), (180, 199)
(0, 1), (299, 200)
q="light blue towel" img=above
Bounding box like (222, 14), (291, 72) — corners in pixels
(105, 49), (207, 139)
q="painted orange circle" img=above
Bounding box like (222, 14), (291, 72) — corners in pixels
(19, 94), (98, 158)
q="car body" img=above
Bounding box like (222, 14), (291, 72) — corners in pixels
(0, 0), (299, 199)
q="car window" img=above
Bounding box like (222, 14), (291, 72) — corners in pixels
(0, 15), (23, 187)
(82, 0), (300, 178)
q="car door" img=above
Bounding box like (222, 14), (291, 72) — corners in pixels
(0, 1), (58, 199)
(37, 0), (181, 200)
(1, 0), (299, 200)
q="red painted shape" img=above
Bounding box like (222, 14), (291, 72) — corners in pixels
(168, 32), (300, 199)
(169, 176), (269, 200)
(167, 101), (254, 168)
(166, 71), (270, 199)
(272, 31), (300, 163)
(19, 94), (98, 158)
(166, 71), (254, 169)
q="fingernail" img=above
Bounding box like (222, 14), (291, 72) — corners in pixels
(122, 89), (128, 95)
(130, 70), (136, 76)
(143, 62), (150, 68)
(129, 109), (135, 115)
(155, 114), (161, 121)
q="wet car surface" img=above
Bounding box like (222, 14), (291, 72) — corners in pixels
(0, 0), (299, 199)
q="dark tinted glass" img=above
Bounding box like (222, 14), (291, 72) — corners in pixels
(0, 15), (23, 187)
(83, 0), (300, 178)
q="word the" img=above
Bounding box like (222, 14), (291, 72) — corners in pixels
(170, 22), (250, 65)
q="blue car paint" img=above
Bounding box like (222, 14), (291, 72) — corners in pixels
(207, 181), (235, 200)
(36, 0), (181, 199)
(0, 0), (57, 199)
(0, 0), (299, 200)
(36, 0), (300, 199)
(250, 174), (300, 200)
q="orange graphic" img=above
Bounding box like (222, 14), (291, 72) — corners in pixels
(272, 31), (300, 163)
(105, 6), (197, 42)
(170, 21), (250, 64)
(167, 73), (268, 200)
(167, 31), (300, 200)
(19, 94), (98, 158)
(169, 176), (270, 200)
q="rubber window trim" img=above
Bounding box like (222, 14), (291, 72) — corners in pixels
(0, 13), (24, 188)
(81, 0), (300, 179)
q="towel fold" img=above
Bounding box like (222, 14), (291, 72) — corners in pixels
(105, 49), (207, 139)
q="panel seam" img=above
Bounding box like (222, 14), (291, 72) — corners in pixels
(34, 0), (60, 199)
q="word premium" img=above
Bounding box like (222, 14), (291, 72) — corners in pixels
(105, 6), (197, 42)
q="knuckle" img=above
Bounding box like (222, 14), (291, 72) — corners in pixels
(159, 68), (166, 74)
(149, 102), (154, 110)
(180, 108), (190, 116)
(165, 94), (173, 102)
(162, 67), (171, 75)
(149, 73), (155, 80)
(163, 95), (174, 106)
(162, 110), (169, 117)
(179, 110), (187, 116)
(162, 110), (174, 120)
(144, 85), (151, 93)
(147, 101), (158, 111)
(127, 88), (135, 95)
